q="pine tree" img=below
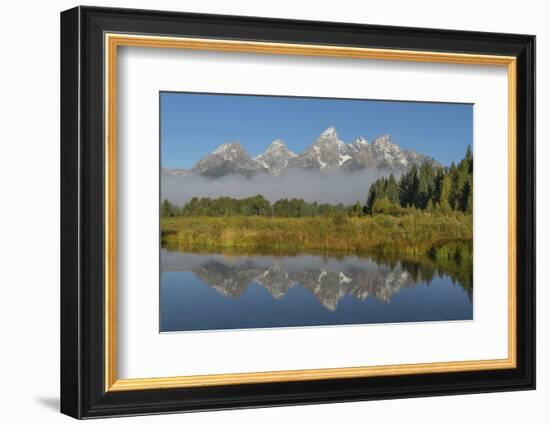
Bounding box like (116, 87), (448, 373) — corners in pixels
(386, 174), (400, 204)
(438, 174), (452, 213)
(465, 144), (472, 162)
(399, 165), (419, 207)
(417, 162), (435, 209)
(366, 178), (387, 214)
(463, 176), (473, 213)
(161, 199), (174, 217)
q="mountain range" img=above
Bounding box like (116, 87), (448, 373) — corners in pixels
(162, 126), (440, 179)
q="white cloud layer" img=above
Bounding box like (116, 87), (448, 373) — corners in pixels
(161, 168), (391, 206)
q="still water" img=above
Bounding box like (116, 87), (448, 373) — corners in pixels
(160, 248), (472, 332)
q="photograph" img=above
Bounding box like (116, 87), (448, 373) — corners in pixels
(159, 92), (474, 332)
(57, 5), (536, 419)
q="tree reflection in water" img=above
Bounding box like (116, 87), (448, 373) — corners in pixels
(161, 246), (472, 312)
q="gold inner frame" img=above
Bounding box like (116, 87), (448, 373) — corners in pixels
(104, 33), (517, 392)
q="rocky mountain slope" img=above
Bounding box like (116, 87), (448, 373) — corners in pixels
(253, 139), (297, 176)
(163, 126), (440, 179)
(191, 141), (265, 178)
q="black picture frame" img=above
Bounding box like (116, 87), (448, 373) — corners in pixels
(61, 5), (535, 419)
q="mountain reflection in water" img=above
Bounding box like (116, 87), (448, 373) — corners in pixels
(160, 249), (473, 332)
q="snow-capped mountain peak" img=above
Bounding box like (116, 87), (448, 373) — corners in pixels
(254, 139), (297, 175)
(213, 142), (230, 154)
(211, 141), (246, 159)
(341, 137), (369, 156)
(269, 139), (286, 148)
(373, 134), (392, 147)
(354, 136), (369, 146)
(192, 141), (266, 178)
(321, 126), (337, 137)
(316, 126), (343, 147)
(183, 127), (440, 178)
(287, 127), (347, 170)
(260, 139), (294, 154)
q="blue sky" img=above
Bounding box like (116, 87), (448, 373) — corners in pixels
(160, 92), (472, 168)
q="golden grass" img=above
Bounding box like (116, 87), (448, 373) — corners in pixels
(161, 213), (473, 257)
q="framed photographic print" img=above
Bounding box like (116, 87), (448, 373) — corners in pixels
(60, 6), (536, 419)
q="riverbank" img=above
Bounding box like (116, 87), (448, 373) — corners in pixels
(161, 213), (472, 258)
